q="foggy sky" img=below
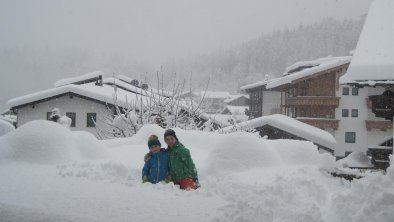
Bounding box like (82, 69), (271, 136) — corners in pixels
(0, 0), (373, 111)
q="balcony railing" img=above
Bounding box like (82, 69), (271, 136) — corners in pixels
(297, 118), (339, 130)
(286, 96), (340, 107)
(365, 120), (393, 131)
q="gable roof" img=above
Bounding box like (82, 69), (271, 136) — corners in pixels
(267, 56), (351, 89)
(7, 82), (149, 110)
(340, 0), (394, 85)
(221, 114), (336, 150)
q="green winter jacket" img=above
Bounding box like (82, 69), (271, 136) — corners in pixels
(167, 142), (198, 183)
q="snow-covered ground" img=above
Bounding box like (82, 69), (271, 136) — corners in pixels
(0, 120), (394, 222)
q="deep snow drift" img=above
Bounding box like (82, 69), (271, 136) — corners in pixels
(0, 121), (393, 222)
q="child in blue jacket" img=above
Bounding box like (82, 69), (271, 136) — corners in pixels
(142, 135), (169, 184)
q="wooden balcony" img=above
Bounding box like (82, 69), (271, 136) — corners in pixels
(297, 118), (339, 130)
(365, 120), (393, 131)
(286, 96), (340, 107)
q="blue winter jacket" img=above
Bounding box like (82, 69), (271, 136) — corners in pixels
(142, 148), (169, 184)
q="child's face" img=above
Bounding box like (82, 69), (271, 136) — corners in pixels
(164, 136), (177, 147)
(150, 145), (161, 153)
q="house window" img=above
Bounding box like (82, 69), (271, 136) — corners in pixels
(87, 113), (96, 127)
(351, 109), (358, 117)
(345, 132), (356, 143)
(342, 87), (349, 95)
(352, 87), (359, 96)
(66, 112), (76, 127)
(342, 109), (349, 117)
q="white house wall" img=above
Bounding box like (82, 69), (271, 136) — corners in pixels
(262, 91), (282, 116)
(335, 86), (392, 157)
(16, 95), (110, 138)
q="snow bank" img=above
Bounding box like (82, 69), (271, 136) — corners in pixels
(0, 118), (14, 136)
(206, 132), (281, 174)
(0, 120), (106, 164)
(1, 123), (394, 222)
(206, 132), (335, 176)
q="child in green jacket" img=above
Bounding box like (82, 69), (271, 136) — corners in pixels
(164, 129), (199, 190)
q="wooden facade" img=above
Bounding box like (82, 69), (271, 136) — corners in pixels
(278, 64), (349, 130)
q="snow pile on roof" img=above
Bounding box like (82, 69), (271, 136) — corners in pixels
(240, 78), (273, 91)
(0, 120), (106, 164)
(284, 60), (320, 75)
(340, 0), (394, 84)
(117, 75), (135, 84)
(7, 82), (150, 109)
(0, 119), (14, 137)
(267, 56), (351, 89)
(54, 71), (104, 87)
(201, 91), (230, 99)
(221, 114), (336, 150)
(223, 95), (249, 103)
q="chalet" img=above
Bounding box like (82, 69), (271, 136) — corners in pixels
(339, 0), (394, 168)
(240, 79), (282, 118)
(241, 56), (353, 158)
(266, 56), (352, 135)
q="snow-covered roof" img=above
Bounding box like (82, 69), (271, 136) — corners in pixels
(117, 75), (136, 84)
(267, 56), (351, 89)
(240, 79), (273, 91)
(224, 95), (249, 103)
(285, 60), (319, 75)
(7, 82), (149, 109)
(340, 0), (394, 85)
(201, 91), (231, 99)
(221, 106), (248, 115)
(54, 71), (104, 88)
(102, 78), (146, 95)
(221, 114), (336, 150)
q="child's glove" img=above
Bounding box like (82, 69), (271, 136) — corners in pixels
(142, 176), (148, 183)
(164, 175), (172, 183)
